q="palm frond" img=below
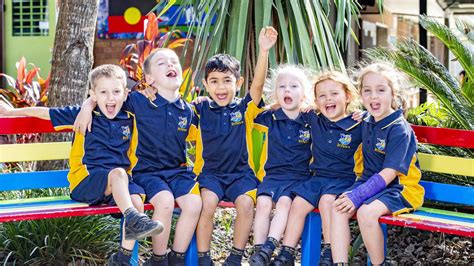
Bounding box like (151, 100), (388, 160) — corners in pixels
(420, 15), (474, 79)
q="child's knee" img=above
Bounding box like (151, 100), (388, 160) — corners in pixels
(236, 197), (254, 215)
(109, 168), (128, 181)
(275, 197), (292, 212)
(150, 192), (175, 214)
(357, 206), (379, 225)
(256, 197), (273, 213)
(181, 195), (202, 216)
(319, 194), (335, 208)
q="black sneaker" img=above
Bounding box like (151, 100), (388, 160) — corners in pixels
(270, 254), (295, 266)
(249, 246), (273, 266)
(124, 212), (164, 240)
(143, 255), (168, 266)
(107, 252), (132, 266)
(319, 244), (332, 265)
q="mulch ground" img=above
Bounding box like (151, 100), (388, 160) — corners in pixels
(210, 208), (473, 265)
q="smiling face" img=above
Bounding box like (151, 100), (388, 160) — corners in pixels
(315, 79), (350, 121)
(361, 72), (395, 121)
(144, 49), (183, 92)
(90, 77), (127, 119)
(275, 73), (305, 112)
(203, 71), (243, 106)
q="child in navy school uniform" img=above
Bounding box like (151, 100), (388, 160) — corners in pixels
(191, 27), (278, 266)
(331, 63), (424, 266)
(272, 71), (364, 266)
(0, 65), (164, 264)
(75, 50), (202, 266)
(248, 64), (313, 266)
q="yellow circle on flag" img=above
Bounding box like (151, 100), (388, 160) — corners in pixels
(124, 7), (141, 25)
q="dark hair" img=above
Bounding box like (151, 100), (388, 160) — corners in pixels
(204, 54), (241, 80)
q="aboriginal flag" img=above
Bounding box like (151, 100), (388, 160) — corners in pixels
(108, 0), (157, 33)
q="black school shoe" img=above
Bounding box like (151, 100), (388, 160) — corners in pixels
(249, 246), (273, 266)
(319, 244), (333, 265)
(270, 253), (295, 266)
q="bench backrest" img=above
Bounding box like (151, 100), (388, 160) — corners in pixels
(0, 117), (71, 192)
(411, 125), (474, 206)
(0, 118), (473, 206)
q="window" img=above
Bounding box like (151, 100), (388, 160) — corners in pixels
(12, 0), (49, 36)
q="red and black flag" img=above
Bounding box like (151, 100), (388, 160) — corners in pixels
(108, 0), (158, 33)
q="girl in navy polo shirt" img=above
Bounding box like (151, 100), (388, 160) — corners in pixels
(271, 71), (363, 266)
(249, 64), (314, 266)
(331, 63), (424, 266)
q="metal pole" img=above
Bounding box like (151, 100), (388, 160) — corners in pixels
(419, 0), (428, 104)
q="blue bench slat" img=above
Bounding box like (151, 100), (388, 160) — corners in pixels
(0, 170), (69, 191)
(421, 181), (474, 206)
(0, 199), (77, 210)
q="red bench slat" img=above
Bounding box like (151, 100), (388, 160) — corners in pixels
(411, 125), (474, 148)
(0, 117), (71, 134)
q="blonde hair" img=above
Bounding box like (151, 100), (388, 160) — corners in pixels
(89, 64), (127, 90)
(355, 62), (407, 111)
(264, 64), (314, 106)
(143, 48), (178, 74)
(313, 71), (360, 113)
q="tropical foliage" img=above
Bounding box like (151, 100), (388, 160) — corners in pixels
(0, 57), (50, 108)
(0, 214), (120, 264)
(158, 0), (383, 97)
(365, 15), (474, 130)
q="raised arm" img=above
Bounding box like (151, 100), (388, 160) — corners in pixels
(0, 101), (50, 120)
(249, 26), (278, 104)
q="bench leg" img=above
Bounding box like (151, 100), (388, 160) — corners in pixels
(366, 223), (387, 266)
(185, 233), (198, 266)
(120, 218), (140, 266)
(301, 212), (322, 266)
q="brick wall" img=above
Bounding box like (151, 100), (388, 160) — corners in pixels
(93, 37), (195, 69)
(93, 38), (136, 67)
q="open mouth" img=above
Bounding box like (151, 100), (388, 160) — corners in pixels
(106, 103), (116, 114)
(370, 103), (381, 111)
(325, 104), (336, 112)
(166, 70), (177, 78)
(284, 96), (293, 104)
(215, 93), (228, 101)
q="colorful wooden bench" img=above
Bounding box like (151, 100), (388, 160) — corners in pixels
(1, 117), (473, 265)
(0, 117), (199, 265)
(301, 125), (474, 265)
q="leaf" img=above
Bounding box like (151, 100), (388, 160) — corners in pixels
(16, 57), (26, 83)
(145, 13), (159, 41)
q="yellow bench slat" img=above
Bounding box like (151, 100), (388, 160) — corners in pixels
(0, 142), (71, 162)
(418, 153), (474, 177)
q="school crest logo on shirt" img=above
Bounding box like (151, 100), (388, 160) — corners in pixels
(375, 138), (386, 154)
(298, 129), (310, 143)
(337, 133), (352, 149)
(230, 111), (243, 125)
(178, 116), (188, 132)
(121, 126), (131, 140)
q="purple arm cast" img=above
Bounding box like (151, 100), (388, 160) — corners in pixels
(346, 173), (386, 209)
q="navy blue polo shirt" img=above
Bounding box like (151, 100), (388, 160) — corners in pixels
(362, 109), (424, 208)
(49, 106), (138, 191)
(191, 94), (264, 175)
(123, 91), (193, 173)
(308, 112), (363, 179)
(254, 109), (312, 181)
